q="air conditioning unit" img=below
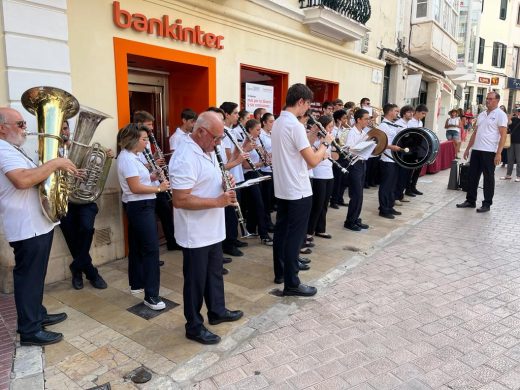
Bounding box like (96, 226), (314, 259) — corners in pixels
(361, 33), (369, 54)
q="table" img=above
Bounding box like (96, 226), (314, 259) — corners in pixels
(420, 140), (456, 176)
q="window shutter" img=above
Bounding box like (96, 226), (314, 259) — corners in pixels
(492, 42), (498, 67)
(478, 38), (485, 64)
(500, 43), (506, 68)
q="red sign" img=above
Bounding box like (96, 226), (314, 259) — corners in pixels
(113, 1), (224, 50)
(478, 77), (491, 84)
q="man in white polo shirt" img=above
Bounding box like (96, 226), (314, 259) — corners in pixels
(457, 91), (508, 212)
(0, 107), (76, 346)
(271, 84), (333, 297)
(170, 111), (243, 345)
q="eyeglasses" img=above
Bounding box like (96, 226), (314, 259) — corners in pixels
(5, 121), (27, 128)
(202, 128), (225, 142)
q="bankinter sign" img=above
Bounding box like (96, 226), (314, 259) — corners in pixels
(113, 1), (225, 50)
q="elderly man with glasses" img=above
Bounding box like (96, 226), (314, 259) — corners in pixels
(0, 107), (76, 346)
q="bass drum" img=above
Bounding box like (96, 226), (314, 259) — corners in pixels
(391, 127), (440, 169)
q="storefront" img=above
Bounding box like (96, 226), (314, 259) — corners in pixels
(0, 0), (385, 291)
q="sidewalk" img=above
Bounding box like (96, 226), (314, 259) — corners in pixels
(14, 167), (463, 389)
(0, 295), (16, 390)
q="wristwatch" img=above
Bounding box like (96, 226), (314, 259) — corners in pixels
(157, 186), (161, 193)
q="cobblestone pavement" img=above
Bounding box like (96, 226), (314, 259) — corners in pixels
(189, 169), (520, 390)
(0, 295), (16, 390)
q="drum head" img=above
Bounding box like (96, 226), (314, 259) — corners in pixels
(391, 127), (440, 169)
(366, 128), (388, 156)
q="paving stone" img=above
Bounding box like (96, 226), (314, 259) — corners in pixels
(287, 369), (323, 389)
(367, 372), (402, 390)
(460, 350), (490, 368)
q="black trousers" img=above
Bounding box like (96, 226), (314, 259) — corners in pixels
(365, 156), (380, 186)
(124, 199), (160, 299)
(467, 150), (496, 206)
(10, 230), (54, 336)
(273, 196), (312, 287)
(406, 168), (421, 191)
(345, 161), (365, 224)
(308, 178), (334, 235)
(379, 162), (397, 214)
(60, 202), (99, 280)
(182, 243), (226, 334)
(244, 171), (269, 238)
(260, 171), (274, 224)
(223, 189), (241, 249)
(394, 165), (409, 200)
(331, 158), (349, 204)
(155, 191), (177, 249)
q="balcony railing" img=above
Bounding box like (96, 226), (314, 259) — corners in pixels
(299, 0), (371, 24)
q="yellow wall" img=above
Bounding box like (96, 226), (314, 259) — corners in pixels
(0, 7), (7, 107)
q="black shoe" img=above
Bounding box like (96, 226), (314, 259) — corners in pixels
(344, 222), (361, 231)
(186, 326), (221, 345)
(298, 260), (310, 271)
(42, 313), (68, 327)
(70, 265), (83, 290)
(89, 275), (107, 289)
(144, 296), (166, 310)
(298, 256), (311, 264)
(267, 225), (275, 233)
(330, 203), (339, 209)
(222, 267), (229, 275)
(274, 277), (284, 284)
(412, 188), (423, 195)
(20, 330), (63, 346)
(391, 209), (402, 215)
(283, 284), (317, 297)
(379, 212), (395, 219)
(456, 201), (476, 208)
(303, 241), (315, 248)
(338, 201), (349, 207)
(223, 257), (232, 264)
(476, 205), (490, 213)
(208, 309), (244, 325)
(404, 190), (416, 197)
(300, 248), (312, 255)
(159, 260), (165, 267)
(167, 243), (182, 251)
(234, 240), (249, 248)
(356, 219), (369, 229)
(223, 247), (244, 257)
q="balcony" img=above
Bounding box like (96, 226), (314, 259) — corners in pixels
(299, 0), (371, 43)
(410, 20), (458, 71)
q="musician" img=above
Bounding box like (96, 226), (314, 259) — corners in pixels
(332, 98), (344, 112)
(0, 107), (73, 346)
(405, 105), (429, 197)
(343, 109), (370, 231)
(272, 83), (333, 296)
(259, 112), (275, 231)
(117, 123), (167, 310)
(307, 115), (334, 239)
(393, 105), (414, 205)
(169, 108), (197, 153)
(170, 111), (243, 345)
(253, 107), (266, 121)
(219, 102), (248, 257)
(457, 91), (508, 212)
(322, 101), (333, 117)
(133, 111), (179, 251)
(378, 104), (403, 219)
(330, 109), (349, 209)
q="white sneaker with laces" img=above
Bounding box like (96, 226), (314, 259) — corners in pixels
(515, 177), (520, 182)
(144, 296), (166, 310)
(130, 288), (144, 294)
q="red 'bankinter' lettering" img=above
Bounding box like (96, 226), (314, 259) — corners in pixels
(113, 1), (225, 50)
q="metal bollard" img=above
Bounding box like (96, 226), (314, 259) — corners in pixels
(447, 159), (459, 190)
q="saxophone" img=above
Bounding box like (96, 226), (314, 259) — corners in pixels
(21, 86), (80, 222)
(67, 106), (112, 204)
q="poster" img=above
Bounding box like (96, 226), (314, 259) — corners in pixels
(245, 83), (274, 113)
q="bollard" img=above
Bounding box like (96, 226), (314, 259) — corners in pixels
(447, 159), (459, 190)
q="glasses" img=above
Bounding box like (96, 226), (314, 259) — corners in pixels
(203, 128), (225, 142)
(5, 121), (27, 128)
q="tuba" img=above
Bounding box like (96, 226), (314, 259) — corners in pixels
(68, 106), (112, 204)
(21, 86), (80, 222)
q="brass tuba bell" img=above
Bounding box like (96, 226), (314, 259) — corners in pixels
(21, 86), (80, 222)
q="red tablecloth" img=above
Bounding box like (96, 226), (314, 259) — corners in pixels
(420, 141), (456, 175)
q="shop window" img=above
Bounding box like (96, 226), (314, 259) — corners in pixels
(499, 0), (507, 20)
(492, 42), (506, 68)
(240, 65), (288, 116)
(476, 87), (486, 105)
(305, 77), (339, 112)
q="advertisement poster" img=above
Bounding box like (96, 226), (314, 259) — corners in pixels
(245, 83), (274, 113)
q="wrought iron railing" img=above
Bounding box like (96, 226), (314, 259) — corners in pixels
(299, 0), (371, 24)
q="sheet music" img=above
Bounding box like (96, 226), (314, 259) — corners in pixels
(344, 140), (377, 160)
(233, 175), (271, 190)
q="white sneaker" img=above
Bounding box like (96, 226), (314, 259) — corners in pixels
(394, 200), (403, 206)
(144, 296), (166, 310)
(515, 177), (520, 182)
(130, 288), (144, 294)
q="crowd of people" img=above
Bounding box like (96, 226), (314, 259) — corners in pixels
(0, 85), (514, 348)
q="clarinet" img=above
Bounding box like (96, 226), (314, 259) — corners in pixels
(223, 128), (258, 173)
(307, 115), (351, 161)
(142, 147), (172, 200)
(147, 131), (170, 182)
(312, 146), (348, 174)
(239, 123), (269, 168)
(214, 146), (252, 239)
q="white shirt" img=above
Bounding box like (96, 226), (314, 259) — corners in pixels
(169, 127), (190, 152)
(169, 137), (225, 248)
(311, 140), (333, 179)
(345, 126), (367, 163)
(446, 117), (460, 132)
(117, 149), (156, 203)
(0, 140), (57, 242)
(379, 120), (400, 163)
(394, 118), (408, 129)
(223, 126), (245, 183)
(138, 144), (160, 186)
(271, 111), (312, 200)
(408, 118), (424, 128)
(473, 108), (508, 152)
(259, 129), (272, 173)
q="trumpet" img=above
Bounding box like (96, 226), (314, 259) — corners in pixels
(223, 128), (258, 173)
(214, 146), (252, 238)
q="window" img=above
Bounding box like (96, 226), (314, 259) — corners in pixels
(476, 87), (486, 106)
(414, 0), (459, 37)
(240, 65), (288, 116)
(499, 0), (507, 20)
(513, 47), (520, 78)
(491, 42), (506, 68)
(517, 4), (520, 24)
(477, 38), (485, 64)
(305, 77), (339, 110)
(416, 0), (428, 17)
